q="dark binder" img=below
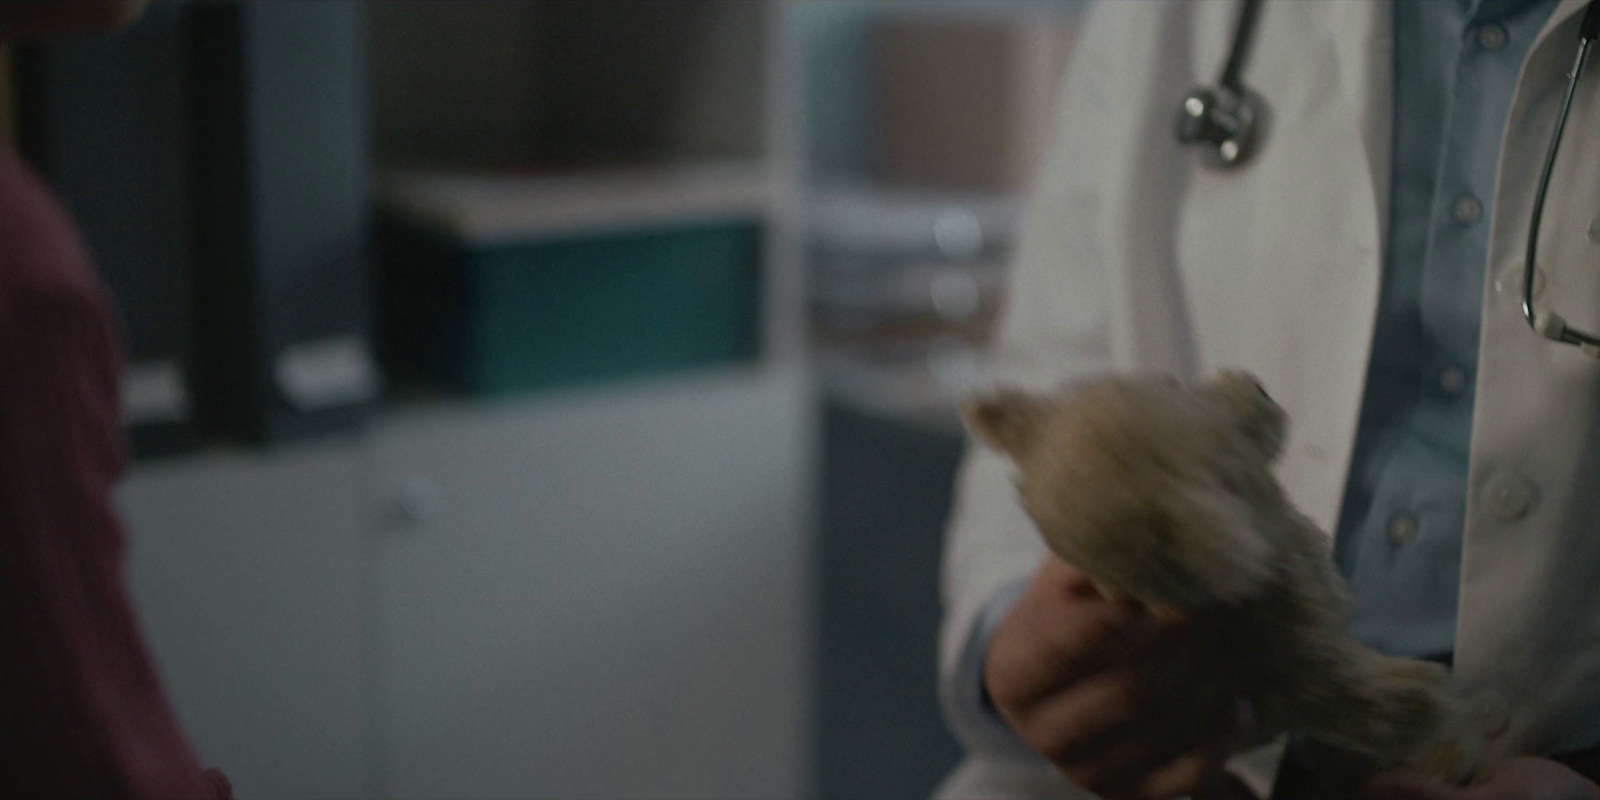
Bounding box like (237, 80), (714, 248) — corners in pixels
(185, 0), (378, 443)
(14, 2), (198, 458)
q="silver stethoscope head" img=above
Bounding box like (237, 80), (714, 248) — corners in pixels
(1176, 84), (1268, 168)
(1176, 0), (1269, 169)
(1522, 0), (1600, 358)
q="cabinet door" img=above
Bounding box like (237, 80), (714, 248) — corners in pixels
(816, 403), (966, 800)
(118, 442), (370, 799)
(370, 367), (813, 799)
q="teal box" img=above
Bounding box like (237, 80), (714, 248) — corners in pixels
(375, 217), (762, 395)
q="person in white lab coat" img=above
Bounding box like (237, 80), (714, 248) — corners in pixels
(937, 1), (1600, 798)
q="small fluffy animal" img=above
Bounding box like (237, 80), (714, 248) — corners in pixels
(963, 371), (1485, 781)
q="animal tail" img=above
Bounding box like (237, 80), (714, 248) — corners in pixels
(1312, 655), (1473, 778)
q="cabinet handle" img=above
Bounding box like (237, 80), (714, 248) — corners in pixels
(385, 477), (444, 531)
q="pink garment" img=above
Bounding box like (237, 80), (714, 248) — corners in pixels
(0, 145), (229, 799)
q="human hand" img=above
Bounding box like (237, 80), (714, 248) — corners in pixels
(1365, 757), (1600, 800)
(982, 555), (1250, 800)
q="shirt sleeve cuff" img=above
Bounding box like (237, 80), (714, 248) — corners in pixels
(940, 576), (1039, 760)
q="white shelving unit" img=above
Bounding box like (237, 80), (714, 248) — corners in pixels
(122, 442), (371, 799)
(807, 184), (1020, 257)
(364, 366), (813, 800)
(124, 4), (818, 799)
(116, 3), (1096, 798)
(366, 0), (808, 367)
(793, 5), (1089, 799)
(376, 163), (777, 243)
(794, 0), (1085, 431)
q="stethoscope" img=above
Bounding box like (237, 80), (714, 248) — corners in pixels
(1177, 0), (1600, 357)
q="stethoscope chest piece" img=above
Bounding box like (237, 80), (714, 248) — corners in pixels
(1176, 84), (1268, 169)
(1176, 0), (1269, 170)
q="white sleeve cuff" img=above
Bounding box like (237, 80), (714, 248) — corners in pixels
(939, 577), (1041, 760)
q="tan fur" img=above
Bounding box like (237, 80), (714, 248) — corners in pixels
(963, 371), (1487, 782)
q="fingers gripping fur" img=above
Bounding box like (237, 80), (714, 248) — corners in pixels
(960, 371), (1488, 783)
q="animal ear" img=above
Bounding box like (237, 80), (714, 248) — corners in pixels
(961, 389), (1046, 457)
(1210, 371), (1287, 461)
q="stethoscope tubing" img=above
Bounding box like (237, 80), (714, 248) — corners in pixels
(1523, 3), (1600, 353)
(1184, 0), (1600, 356)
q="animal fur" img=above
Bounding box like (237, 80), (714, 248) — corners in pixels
(963, 371), (1486, 781)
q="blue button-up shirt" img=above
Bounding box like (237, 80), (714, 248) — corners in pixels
(1334, 0), (1557, 660)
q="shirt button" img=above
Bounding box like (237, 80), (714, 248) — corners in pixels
(1477, 24), (1509, 51)
(1440, 366), (1469, 395)
(1483, 472), (1539, 522)
(1387, 514), (1419, 545)
(1453, 193), (1484, 226)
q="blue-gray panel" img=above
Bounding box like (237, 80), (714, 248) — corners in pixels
(23, 2), (191, 364)
(186, 0), (372, 443)
(817, 401), (966, 799)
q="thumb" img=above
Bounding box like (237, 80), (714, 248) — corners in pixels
(1364, 770), (1474, 800)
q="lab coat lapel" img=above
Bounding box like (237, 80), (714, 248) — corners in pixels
(1455, 0), (1600, 757)
(1336, 0), (1394, 254)
(1302, 0), (1392, 532)
(1173, 0), (1392, 533)
(1534, 0), (1592, 48)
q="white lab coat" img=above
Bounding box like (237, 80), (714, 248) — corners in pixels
(937, 0), (1600, 797)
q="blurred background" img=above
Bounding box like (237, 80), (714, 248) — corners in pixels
(2, 1), (1084, 797)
